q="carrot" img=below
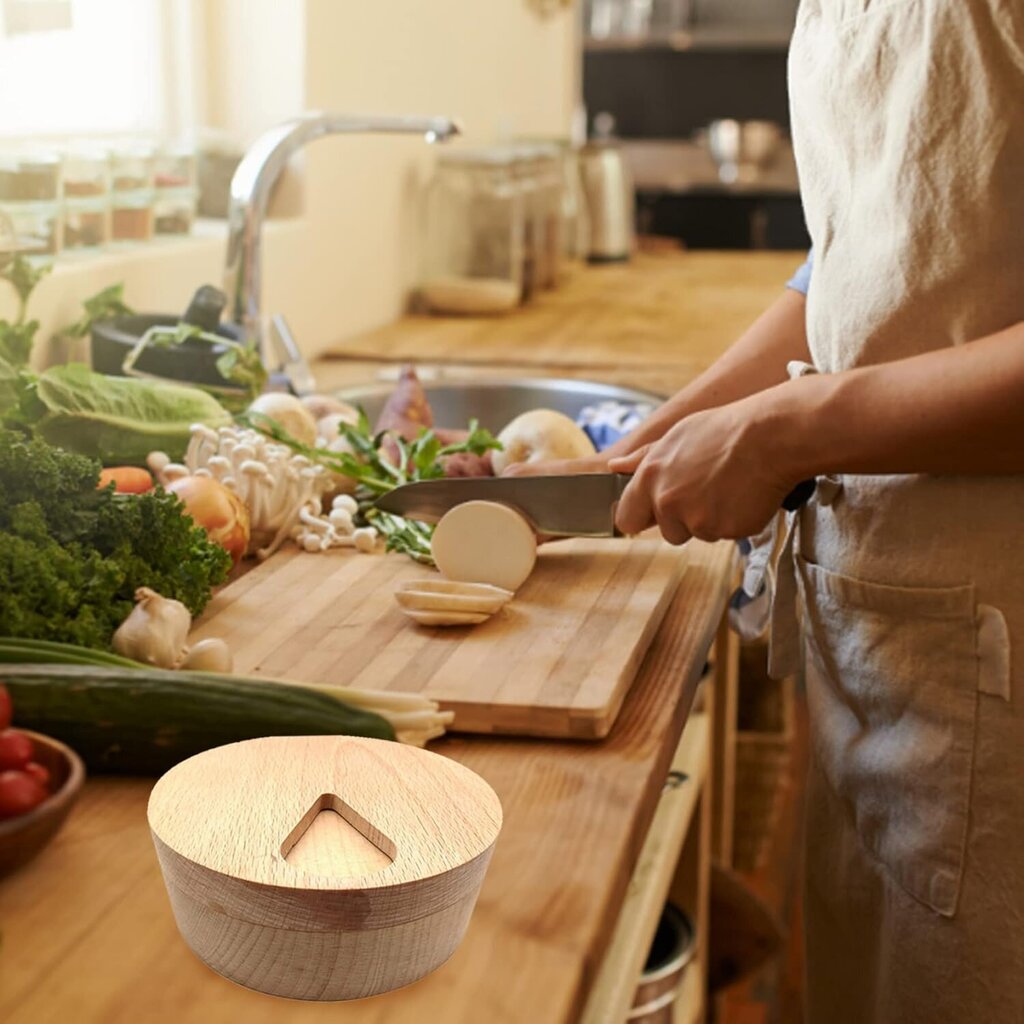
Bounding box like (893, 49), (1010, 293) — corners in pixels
(98, 466), (153, 494)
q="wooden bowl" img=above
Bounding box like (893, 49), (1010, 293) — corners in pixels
(0, 730), (86, 878)
(148, 735), (502, 1001)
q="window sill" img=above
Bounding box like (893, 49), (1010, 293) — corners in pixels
(4, 217), (306, 369)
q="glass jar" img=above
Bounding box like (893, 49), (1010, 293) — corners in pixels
(510, 148), (542, 301)
(111, 193), (154, 244)
(63, 149), (108, 199)
(110, 146), (154, 245)
(0, 153), (61, 258)
(517, 138), (587, 268)
(110, 146), (154, 193)
(515, 145), (564, 291)
(63, 198), (108, 251)
(154, 188), (197, 236)
(154, 146), (196, 191)
(421, 148), (524, 316)
(62, 149), (109, 252)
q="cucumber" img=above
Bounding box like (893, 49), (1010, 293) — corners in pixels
(0, 664), (395, 775)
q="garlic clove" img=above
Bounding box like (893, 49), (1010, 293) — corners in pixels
(180, 638), (234, 674)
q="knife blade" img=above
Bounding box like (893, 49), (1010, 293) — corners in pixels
(373, 474), (632, 537)
(373, 474), (817, 538)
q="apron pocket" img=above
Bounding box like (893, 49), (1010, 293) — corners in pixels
(797, 556), (979, 917)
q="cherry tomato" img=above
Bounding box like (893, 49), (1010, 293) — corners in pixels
(0, 684), (10, 731)
(23, 761), (50, 790)
(0, 729), (34, 771)
(0, 770), (48, 819)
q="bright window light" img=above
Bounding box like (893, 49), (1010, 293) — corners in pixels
(0, 0), (178, 140)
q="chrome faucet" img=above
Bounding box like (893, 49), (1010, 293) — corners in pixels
(223, 112), (461, 362)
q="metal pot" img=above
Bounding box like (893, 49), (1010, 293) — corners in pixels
(90, 315), (242, 386)
(89, 284), (243, 388)
(627, 903), (696, 1023)
(337, 377), (664, 431)
(705, 119), (783, 184)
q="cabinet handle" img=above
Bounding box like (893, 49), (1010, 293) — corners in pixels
(663, 770), (689, 791)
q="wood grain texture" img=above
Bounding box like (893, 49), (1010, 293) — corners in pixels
(321, 251), (801, 380)
(0, 541), (736, 1024)
(148, 736), (501, 1000)
(190, 536), (686, 740)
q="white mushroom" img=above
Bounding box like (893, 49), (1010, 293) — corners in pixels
(332, 494), (359, 515)
(353, 527), (378, 554)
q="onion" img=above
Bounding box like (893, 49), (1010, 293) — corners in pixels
(248, 393), (318, 446)
(167, 475), (251, 566)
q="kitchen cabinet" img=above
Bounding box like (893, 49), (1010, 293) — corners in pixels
(637, 191), (810, 250)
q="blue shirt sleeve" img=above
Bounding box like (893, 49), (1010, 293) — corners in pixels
(786, 248), (814, 295)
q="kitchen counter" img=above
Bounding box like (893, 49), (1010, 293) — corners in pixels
(0, 542), (735, 1024)
(0, 251), (776, 1023)
(316, 249), (804, 396)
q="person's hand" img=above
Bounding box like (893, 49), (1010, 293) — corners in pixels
(501, 451), (611, 478)
(608, 393), (802, 545)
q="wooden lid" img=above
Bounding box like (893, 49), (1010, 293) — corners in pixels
(148, 736), (501, 928)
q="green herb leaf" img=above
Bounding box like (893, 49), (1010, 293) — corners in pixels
(0, 318), (38, 368)
(1, 255), (51, 318)
(243, 406), (501, 566)
(63, 283), (134, 339)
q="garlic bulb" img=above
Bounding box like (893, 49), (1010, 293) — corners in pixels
(112, 587), (192, 668)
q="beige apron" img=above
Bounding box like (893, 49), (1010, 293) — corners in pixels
(781, 2), (1024, 1021)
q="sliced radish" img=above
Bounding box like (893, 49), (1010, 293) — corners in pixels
(395, 587), (510, 615)
(402, 608), (491, 627)
(431, 501), (537, 593)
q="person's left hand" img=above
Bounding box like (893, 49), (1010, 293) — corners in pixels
(608, 394), (802, 545)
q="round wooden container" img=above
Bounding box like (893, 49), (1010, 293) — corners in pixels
(148, 735), (502, 1000)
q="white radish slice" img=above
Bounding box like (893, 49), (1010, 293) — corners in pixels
(397, 579), (514, 601)
(395, 589), (509, 615)
(402, 608), (491, 627)
(431, 501), (537, 593)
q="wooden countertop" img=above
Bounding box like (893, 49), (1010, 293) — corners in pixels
(317, 249), (802, 394)
(0, 541), (735, 1024)
(1, 251), (777, 1021)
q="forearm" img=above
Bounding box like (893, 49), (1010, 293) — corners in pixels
(609, 288), (811, 457)
(772, 320), (1024, 479)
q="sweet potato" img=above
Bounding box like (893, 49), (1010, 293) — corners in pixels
(375, 368), (495, 477)
(441, 450), (494, 477)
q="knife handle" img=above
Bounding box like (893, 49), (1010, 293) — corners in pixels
(782, 478), (816, 512)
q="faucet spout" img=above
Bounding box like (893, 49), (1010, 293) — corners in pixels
(224, 112), (461, 357)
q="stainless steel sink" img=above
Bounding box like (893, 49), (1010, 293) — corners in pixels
(337, 377), (664, 432)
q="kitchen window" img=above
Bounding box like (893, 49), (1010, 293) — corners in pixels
(0, 0), (194, 141)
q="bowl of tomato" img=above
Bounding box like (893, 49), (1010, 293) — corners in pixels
(0, 684), (86, 878)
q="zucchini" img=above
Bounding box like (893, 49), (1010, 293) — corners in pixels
(0, 664), (395, 776)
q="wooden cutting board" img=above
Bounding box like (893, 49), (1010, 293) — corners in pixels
(191, 537), (686, 740)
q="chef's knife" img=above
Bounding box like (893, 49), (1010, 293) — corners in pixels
(373, 474), (815, 538)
